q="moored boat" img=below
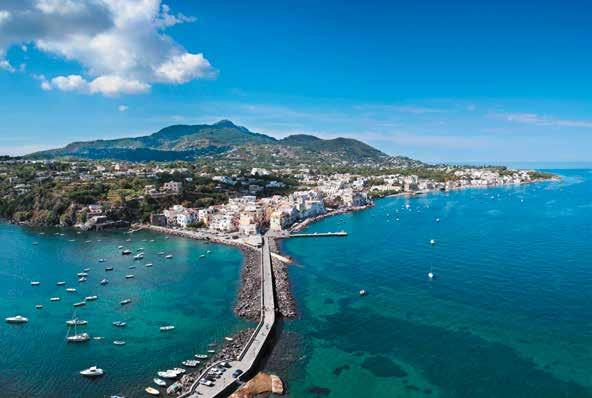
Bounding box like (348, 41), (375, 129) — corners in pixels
(80, 366), (104, 377)
(56, 281), (66, 286)
(120, 299), (132, 305)
(50, 297), (61, 302)
(66, 288), (77, 292)
(35, 304), (43, 309)
(31, 281), (40, 286)
(159, 325), (175, 332)
(5, 315), (28, 324)
(73, 301), (86, 307)
(113, 340), (126, 345)
(67, 332), (90, 342)
(66, 319), (88, 326)
(84, 296), (98, 301)
(125, 274), (135, 279)
(145, 387), (160, 396)
(101, 278), (109, 285)
(154, 378), (166, 386)
(112, 321), (127, 327)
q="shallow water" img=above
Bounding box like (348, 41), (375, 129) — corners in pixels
(0, 227), (247, 397)
(278, 170), (592, 398)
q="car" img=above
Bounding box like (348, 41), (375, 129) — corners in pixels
(232, 369), (243, 378)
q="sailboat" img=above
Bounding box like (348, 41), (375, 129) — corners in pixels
(66, 316), (90, 343)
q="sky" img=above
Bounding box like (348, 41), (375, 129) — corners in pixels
(0, 0), (591, 163)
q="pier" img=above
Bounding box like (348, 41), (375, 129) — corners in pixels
(289, 231), (348, 238)
(179, 235), (277, 398)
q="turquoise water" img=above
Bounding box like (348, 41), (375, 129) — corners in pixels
(279, 170), (592, 397)
(0, 227), (247, 397)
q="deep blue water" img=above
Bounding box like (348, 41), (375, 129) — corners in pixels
(279, 170), (592, 398)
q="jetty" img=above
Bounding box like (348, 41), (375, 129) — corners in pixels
(179, 235), (277, 398)
(289, 231), (348, 238)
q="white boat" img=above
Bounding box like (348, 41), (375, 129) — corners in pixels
(172, 368), (186, 375)
(93, 336), (104, 340)
(101, 278), (109, 285)
(154, 378), (167, 386)
(5, 315), (28, 324)
(112, 321), (127, 327)
(78, 277), (87, 283)
(31, 281), (41, 286)
(199, 254), (205, 258)
(137, 248), (144, 252)
(145, 263), (153, 267)
(66, 288), (77, 292)
(66, 319), (88, 326)
(77, 272), (88, 277)
(56, 281), (66, 286)
(122, 249), (132, 255)
(207, 349), (215, 354)
(80, 366), (104, 377)
(118, 245), (124, 249)
(85, 296), (98, 301)
(125, 274), (135, 279)
(133, 253), (144, 260)
(194, 354), (208, 359)
(105, 266), (114, 271)
(436, 218), (440, 223)
(113, 340), (126, 345)
(181, 360), (199, 367)
(160, 325), (175, 332)
(50, 297), (61, 302)
(165, 254), (173, 259)
(158, 251), (165, 256)
(32, 242), (38, 246)
(67, 332), (90, 342)
(83, 268), (91, 272)
(430, 239), (436, 245)
(128, 265), (136, 269)
(206, 250), (211, 254)
(145, 387), (160, 396)
(73, 301), (86, 307)
(36, 304), (43, 309)
(224, 336), (234, 342)
(428, 271), (434, 279)
(120, 299), (132, 305)
(98, 259), (106, 263)
(359, 289), (367, 296)
(157, 370), (178, 379)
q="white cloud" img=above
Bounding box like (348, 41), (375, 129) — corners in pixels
(0, 10), (10, 25)
(50, 74), (88, 91)
(0, 59), (15, 72)
(0, 1), (215, 95)
(118, 105), (128, 112)
(155, 53), (217, 83)
(41, 74), (150, 96)
(496, 112), (592, 129)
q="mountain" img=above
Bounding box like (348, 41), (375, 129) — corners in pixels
(27, 120), (417, 165)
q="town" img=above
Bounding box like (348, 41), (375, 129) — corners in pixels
(0, 158), (551, 242)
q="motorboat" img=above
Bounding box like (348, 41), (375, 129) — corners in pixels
(120, 299), (132, 305)
(157, 370), (178, 379)
(194, 354), (208, 359)
(112, 321), (127, 327)
(145, 387), (160, 396)
(153, 378), (167, 387)
(133, 253), (144, 261)
(66, 288), (77, 292)
(165, 254), (173, 259)
(172, 368), (186, 376)
(77, 272), (88, 277)
(105, 267), (114, 271)
(5, 315), (28, 324)
(80, 366), (104, 377)
(56, 281), (66, 286)
(118, 245), (124, 249)
(137, 248), (144, 252)
(181, 360), (198, 367)
(93, 336), (104, 340)
(50, 297), (61, 302)
(125, 275), (135, 279)
(128, 265), (136, 269)
(101, 279), (109, 285)
(121, 249), (132, 255)
(158, 252), (165, 256)
(73, 301), (86, 307)
(207, 350), (215, 354)
(145, 263), (153, 267)
(85, 296), (98, 301)
(224, 336), (234, 342)
(66, 319), (88, 326)
(98, 259), (106, 263)
(359, 289), (367, 296)
(78, 277), (87, 283)
(159, 325), (175, 332)
(83, 268), (91, 272)
(113, 340), (126, 346)
(31, 281), (41, 286)
(430, 239), (436, 245)
(36, 304), (43, 309)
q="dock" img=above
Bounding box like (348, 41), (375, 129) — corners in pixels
(289, 231), (348, 238)
(179, 235), (277, 398)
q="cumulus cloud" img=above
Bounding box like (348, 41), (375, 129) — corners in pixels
(496, 112), (592, 129)
(0, 1), (216, 96)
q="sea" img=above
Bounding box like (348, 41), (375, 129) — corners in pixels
(1, 169), (591, 398)
(275, 169), (592, 398)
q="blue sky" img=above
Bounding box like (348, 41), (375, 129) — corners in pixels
(0, 0), (591, 163)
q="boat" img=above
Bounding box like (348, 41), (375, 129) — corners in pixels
(160, 325), (175, 332)
(93, 336), (104, 340)
(122, 249), (132, 255)
(118, 245), (124, 249)
(78, 277), (87, 283)
(194, 354), (208, 359)
(80, 366), (104, 377)
(36, 304), (43, 309)
(181, 360), (199, 367)
(32, 242), (38, 246)
(165, 254), (173, 259)
(105, 267), (114, 271)
(125, 274), (135, 279)
(158, 252), (165, 256)
(31, 281), (41, 286)
(120, 299), (132, 305)
(207, 349), (215, 354)
(66, 288), (77, 292)
(50, 297), (61, 302)
(199, 254), (205, 258)
(157, 370), (178, 379)
(98, 259), (106, 263)
(133, 253), (144, 260)
(113, 340), (126, 345)
(85, 240), (92, 243)
(67, 332), (90, 343)
(436, 218), (440, 223)
(73, 301), (86, 307)
(224, 336), (234, 342)
(145, 263), (153, 267)
(128, 265), (136, 269)
(85, 295), (98, 301)
(66, 319), (88, 326)
(359, 289), (367, 296)
(137, 248), (144, 252)
(56, 281), (66, 286)
(77, 272), (88, 277)
(428, 271), (434, 279)
(430, 239), (436, 245)
(172, 368), (186, 376)
(145, 387), (160, 396)
(83, 268), (91, 272)
(154, 378), (167, 387)
(112, 321), (127, 327)
(206, 250), (211, 254)
(5, 315), (28, 324)
(100, 278), (109, 285)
